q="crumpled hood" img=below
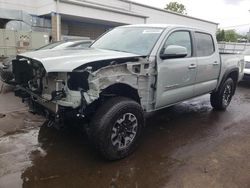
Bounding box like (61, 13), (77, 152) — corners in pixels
(19, 48), (141, 72)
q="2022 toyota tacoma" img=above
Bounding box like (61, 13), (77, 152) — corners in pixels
(11, 24), (244, 160)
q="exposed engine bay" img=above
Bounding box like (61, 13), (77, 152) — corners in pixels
(13, 56), (83, 122)
(12, 54), (153, 124)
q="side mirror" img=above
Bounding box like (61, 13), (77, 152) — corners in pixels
(160, 45), (188, 59)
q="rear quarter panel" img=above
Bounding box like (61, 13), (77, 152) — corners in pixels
(217, 54), (244, 89)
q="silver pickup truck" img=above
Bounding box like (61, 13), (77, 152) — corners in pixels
(11, 24), (244, 160)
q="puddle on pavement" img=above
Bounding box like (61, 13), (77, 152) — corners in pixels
(0, 123), (174, 188)
(0, 100), (223, 188)
(0, 86), (250, 187)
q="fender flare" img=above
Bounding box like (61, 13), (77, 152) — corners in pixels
(216, 67), (239, 94)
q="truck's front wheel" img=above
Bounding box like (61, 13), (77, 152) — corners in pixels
(89, 97), (144, 160)
(210, 78), (235, 110)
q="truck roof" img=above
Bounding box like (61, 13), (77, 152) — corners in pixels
(120, 24), (191, 29)
(119, 24), (210, 34)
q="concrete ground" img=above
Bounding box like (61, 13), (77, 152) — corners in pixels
(0, 81), (250, 188)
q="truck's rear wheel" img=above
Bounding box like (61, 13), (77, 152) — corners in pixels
(210, 78), (235, 110)
(89, 97), (144, 160)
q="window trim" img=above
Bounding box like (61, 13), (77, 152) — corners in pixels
(194, 31), (215, 57)
(160, 30), (194, 58)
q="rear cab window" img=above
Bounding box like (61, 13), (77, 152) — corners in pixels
(195, 32), (215, 57)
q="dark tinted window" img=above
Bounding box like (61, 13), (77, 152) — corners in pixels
(163, 31), (192, 57)
(195, 32), (215, 57)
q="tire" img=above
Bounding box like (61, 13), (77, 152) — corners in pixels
(210, 78), (235, 110)
(0, 67), (14, 84)
(89, 97), (144, 160)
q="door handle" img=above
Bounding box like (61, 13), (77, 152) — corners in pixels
(188, 64), (197, 69)
(213, 61), (219, 66)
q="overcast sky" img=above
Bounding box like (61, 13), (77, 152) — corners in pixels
(132, 0), (250, 33)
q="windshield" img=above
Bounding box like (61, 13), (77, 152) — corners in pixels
(91, 27), (164, 56)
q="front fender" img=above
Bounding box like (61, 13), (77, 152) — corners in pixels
(83, 62), (150, 105)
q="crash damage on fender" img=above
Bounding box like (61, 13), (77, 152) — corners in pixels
(12, 48), (155, 124)
(10, 24), (245, 160)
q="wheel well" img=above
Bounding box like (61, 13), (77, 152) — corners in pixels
(214, 70), (239, 94)
(84, 83), (141, 118)
(228, 71), (238, 84)
(227, 70), (238, 94)
(100, 83), (141, 104)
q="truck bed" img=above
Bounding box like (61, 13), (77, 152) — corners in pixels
(219, 53), (244, 82)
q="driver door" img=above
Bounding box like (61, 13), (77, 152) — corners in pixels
(155, 30), (197, 109)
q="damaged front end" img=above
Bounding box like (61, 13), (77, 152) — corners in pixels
(12, 53), (153, 125)
(12, 56), (84, 124)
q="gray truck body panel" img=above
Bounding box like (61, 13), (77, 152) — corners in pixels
(12, 24), (244, 114)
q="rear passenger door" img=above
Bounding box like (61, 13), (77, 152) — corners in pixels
(194, 32), (220, 96)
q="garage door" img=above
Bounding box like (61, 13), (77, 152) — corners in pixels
(67, 23), (112, 39)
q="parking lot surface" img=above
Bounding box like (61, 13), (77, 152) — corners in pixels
(0, 81), (250, 188)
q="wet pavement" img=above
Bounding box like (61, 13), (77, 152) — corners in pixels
(0, 81), (250, 188)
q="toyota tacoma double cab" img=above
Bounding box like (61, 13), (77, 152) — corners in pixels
(11, 24), (244, 160)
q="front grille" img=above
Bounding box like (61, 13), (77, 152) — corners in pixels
(245, 61), (250, 69)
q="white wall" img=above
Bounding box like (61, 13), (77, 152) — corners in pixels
(82, 0), (131, 11)
(58, 1), (146, 25)
(0, 0), (38, 14)
(35, 0), (56, 16)
(0, 0), (218, 33)
(0, 0), (56, 16)
(131, 4), (218, 33)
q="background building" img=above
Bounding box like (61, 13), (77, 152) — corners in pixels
(0, 0), (218, 41)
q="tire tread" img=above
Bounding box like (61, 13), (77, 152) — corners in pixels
(89, 97), (144, 160)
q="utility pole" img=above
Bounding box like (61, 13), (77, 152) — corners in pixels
(51, 0), (61, 41)
(56, 0), (61, 41)
(248, 10), (250, 43)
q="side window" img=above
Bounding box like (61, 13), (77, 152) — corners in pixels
(163, 31), (192, 57)
(195, 32), (215, 57)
